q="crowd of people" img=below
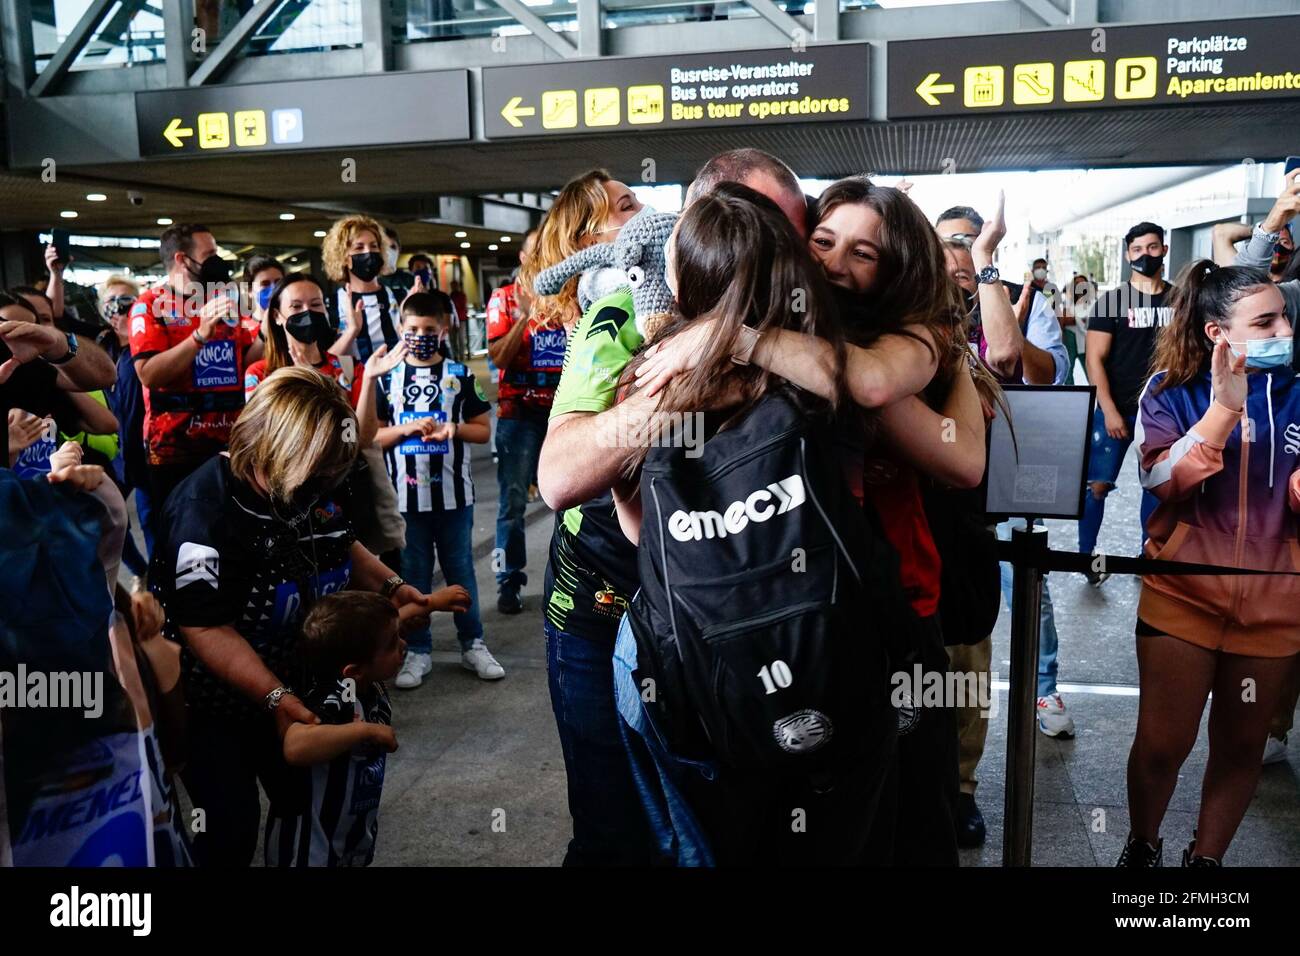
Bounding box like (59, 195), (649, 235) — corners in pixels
(2, 153), (1299, 868)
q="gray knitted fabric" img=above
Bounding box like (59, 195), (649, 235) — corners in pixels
(533, 205), (678, 334)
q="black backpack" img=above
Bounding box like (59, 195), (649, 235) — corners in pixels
(626, 390), (909, 775)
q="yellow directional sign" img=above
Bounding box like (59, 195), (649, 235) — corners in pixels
(1063, 59), (1105, 102)
(162, 117), (193, 148)
(627, 85), (664, 124)
(584, 87), (620, 127)
(197, 112), (230, 149)
(1013, 62), (1054, 104)
(1115, 56), (1158, 99)
(915, 72), (955, 107)
(500, 95), (535, 128)
(542, 90), (578, 129)
(233, 109), (267, 146)
(963, 66), (1004, 108)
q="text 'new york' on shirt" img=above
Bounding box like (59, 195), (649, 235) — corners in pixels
(384, 359), (491, 513)
(1087, 281), (1175, 417)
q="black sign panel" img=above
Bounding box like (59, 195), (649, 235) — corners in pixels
(483, 44), (869, 139)
(888, 15), (1300, 119)
(136, 70), (470, 158)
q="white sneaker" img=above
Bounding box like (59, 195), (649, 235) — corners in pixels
(461, 640), (505, 680)
(395, 651), (432, 689)
(1263, 733), (1289, 765)
(1037, 693), (1076, 738)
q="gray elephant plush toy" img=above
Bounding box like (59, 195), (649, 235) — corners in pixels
(533, 205), (678, 337)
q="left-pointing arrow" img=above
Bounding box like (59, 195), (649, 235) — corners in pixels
(164, 117), (194, 148)
(500, 96), (536, 129)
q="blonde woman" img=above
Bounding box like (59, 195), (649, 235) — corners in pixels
(321, 214), (398, 363)
(157, 367), (467, 866)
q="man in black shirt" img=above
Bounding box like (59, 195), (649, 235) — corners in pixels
(1080, 221), (1175, 572)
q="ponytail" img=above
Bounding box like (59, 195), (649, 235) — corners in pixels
(1151, 259), (1271, 393)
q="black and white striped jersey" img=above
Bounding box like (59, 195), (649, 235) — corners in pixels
(384, 360), (491, 513)
(335, 285), (402, 363)
(264, 680), (392, 868)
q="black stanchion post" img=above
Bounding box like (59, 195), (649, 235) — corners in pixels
(1004, 520), (1048, 867)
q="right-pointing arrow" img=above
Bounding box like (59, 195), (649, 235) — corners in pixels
(501, 96), (536, 128)
(916, 72), (956, 107)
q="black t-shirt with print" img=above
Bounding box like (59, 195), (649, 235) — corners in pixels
(1087, 282), (1175, 417)
(155, 455), (358, 720)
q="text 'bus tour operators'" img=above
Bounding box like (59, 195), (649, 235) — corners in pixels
(482, 44), (869, 139)
(887, 14), (1300, 118)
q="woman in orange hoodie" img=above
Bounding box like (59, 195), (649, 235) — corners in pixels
(1119, 261), (1298, 867)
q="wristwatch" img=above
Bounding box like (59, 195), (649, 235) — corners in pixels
(976, 265), (1001, 286)
(380, 574), (405, 600)
(730, 325), (763, 366)
(43, 332), (78, 365)
(263, 685), (293, 713)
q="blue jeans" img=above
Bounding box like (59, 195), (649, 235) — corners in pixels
(1079, 406), (1158, 554)
(612, 615), (717, 866)
(544, 620), (657, 866)
(400, 506), (482, 653)
(494, 416), (546, 592)
(997, 517), (1059, 698)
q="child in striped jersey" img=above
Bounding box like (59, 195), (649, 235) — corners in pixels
(375, 293), (503, 688)
(268, 592), (408, 867)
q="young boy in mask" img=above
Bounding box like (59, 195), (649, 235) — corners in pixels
(376, 293), (503, 687)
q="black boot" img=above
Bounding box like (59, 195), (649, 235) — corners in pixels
(1117, 832), (1163, 867)
(497, 587), (523, 615)
(954, 792), (986, 848)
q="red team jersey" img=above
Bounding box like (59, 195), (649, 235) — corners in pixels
(244, 355), (365, 408)
(486, 282), (566, 420)
(129, 285), (254, 467)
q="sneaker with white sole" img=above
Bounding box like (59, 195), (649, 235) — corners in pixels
(1037, 692), (1076, 737)
(395, 651), (433, 689)
(462, 640), (505, 680)
(1263, 733), (1289, 765)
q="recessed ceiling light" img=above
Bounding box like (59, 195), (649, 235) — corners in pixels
(454, 231), (467, 238)
(279, 213), (296, 221)
(313, 230), (327, 238)
(488, 244), (498, 251)
(60, 210), (77, 219)
(499, 236), (511, 242)
(86, 193), (107, 202)
(157, 217), (173, 226)
(459, 242), (471, 249)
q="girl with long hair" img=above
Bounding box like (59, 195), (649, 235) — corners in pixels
(1119, 261), (1299, 867)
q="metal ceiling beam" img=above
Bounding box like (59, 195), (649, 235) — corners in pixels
(162, 0), (195, 87)
(361, 0), (394, 73)
(745, 0), (805, 43)
(814, 0), (838, 42)
(189, 0), (284, 86)
(0, 0), (37, 95)
(1018, 0), (1067, 26)
(577, 0), (602, 57)
(29, 0), (120, 97)
(492, 0), (577, 59)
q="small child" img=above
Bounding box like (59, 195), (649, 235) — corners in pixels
(267, 591), (404, 867)
(374, 291), (502, 687)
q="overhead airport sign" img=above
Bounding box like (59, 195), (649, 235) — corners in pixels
(136, 70), (470, 158)
(888, 15), (1300, 119)
(482, 44), (869, 139)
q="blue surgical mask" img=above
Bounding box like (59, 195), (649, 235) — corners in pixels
(256, 285), (275, 312)
(1229, 335), (1294, 370)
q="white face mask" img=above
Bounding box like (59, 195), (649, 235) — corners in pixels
(386, 247), (399, 271)
(1032, 268), (1047, 281)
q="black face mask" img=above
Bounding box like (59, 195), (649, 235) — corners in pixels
(1129, 253), (1164, 278)
(187, 253), (232, 286)
(284, 309), (333, 346)
(349, 252), (383, 282)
